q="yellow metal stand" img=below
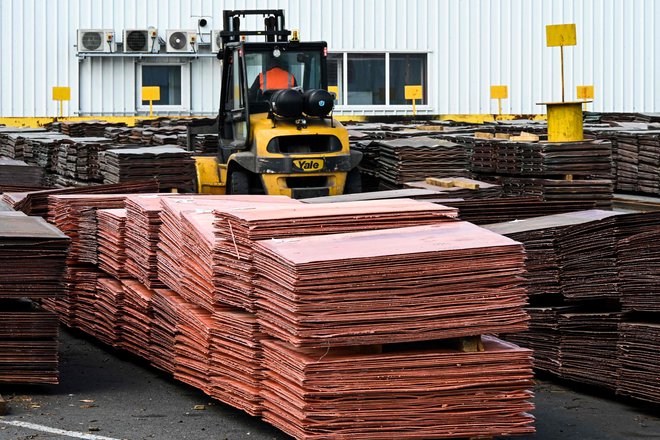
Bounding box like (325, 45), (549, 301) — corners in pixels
(538, 101), (587, 143)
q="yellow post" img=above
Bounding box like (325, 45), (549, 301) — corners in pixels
(576, 85), (594, 111)
(560, 46), (565, 102)
(538, 101), (585, 142)
(405, 85), (423, 117)
(52, 87), (71, 118)
(141, 86), (161, 118)
(490, 85), (508, 116)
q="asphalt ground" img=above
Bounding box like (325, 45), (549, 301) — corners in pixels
(1, 328), (659, 440)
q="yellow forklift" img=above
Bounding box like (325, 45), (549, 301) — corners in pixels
(192, 9), (362, 198)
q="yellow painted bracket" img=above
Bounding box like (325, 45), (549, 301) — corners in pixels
(405, 85), (423, 116)
(490, 85), (508, 115)
(576, 85), (594, 110)
(193, 156), (226, 194)
(52, 87), (71, 118)
(141, 86), (161, 117)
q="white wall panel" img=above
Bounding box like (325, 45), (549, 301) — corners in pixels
(0, 0), (658, 116)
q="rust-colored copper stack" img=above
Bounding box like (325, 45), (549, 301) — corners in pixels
(48, 194), (128, 264)
(0, 299), (60, 385)
(0, 213), (69, 299)
(618, 228), (660, 312)
(179, 210), (216, 312)
(617, 322), (660, 404)
(212, 199), (457, 311)
(120, 279), (154, 361)
(175, 301), (214, 395)
(94, 277), (125, 347)
(125, 195), (171, 288)
(210, 309), (267, 416)
(97, 209), (128, 279)
(261, 336), (535, 439)
(150, 288), (186, 374)
(42, 265), (98, 327)
(254, 221), (529, 348)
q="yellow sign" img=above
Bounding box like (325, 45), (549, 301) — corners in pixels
(292, 158), (324, 172)
(328, 86), (340, 101)
(490, 85), (508, 100)
(576, 85), (594, 100)
(404, 85), (423, 100)
(52, 87), (71, 101)
(546, 24), (577, 47)
(142, 86), (160, 102)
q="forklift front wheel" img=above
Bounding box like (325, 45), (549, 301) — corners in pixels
(229, 169), (251, 195)
(344, 169), (362, 194)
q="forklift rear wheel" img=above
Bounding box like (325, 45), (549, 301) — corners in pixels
(344, 169), (362, 194)
(229, 170), (251, 195)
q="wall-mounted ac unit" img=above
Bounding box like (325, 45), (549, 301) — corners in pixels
(78, 29), (115, 53)
(166, 30), (197, 53)
(124, 27), (157, 53)
(211, 30), (223, 53)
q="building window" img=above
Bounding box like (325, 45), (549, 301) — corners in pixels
(327, 54), (344, 105)
(389, 54), (427, 105)
(142, 65), (182, 105)
(347, 53), (385, 105)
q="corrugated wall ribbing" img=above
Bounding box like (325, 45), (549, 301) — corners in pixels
(0, 0), (657, 116)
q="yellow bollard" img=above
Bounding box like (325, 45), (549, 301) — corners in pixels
(539, 101), (586, 143)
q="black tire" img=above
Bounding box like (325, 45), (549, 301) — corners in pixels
(229, 169), (250, 195)
(344, 169), (362, 194)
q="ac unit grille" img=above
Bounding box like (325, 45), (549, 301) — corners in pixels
(82, 32), (103, 51)
(169, 32), (188, 50)
(126, 31), (148, 51)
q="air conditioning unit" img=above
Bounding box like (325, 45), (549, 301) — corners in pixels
(166, 30), (197, 53)
(124, 27), (157, 53)
(78, 29), (115, 53)
(211, 30), (223, 53)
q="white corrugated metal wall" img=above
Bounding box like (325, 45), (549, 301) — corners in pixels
(0, 0), (657, 117)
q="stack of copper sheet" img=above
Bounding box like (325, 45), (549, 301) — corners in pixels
(261, 336), (535, 439)
(42, 265), (99, 327)
(179, 210), (216, 312)
(94, 277), (125, 347)
(617, 322), (660, 403)
(120, 279), (154, 361)
(210, 309), (266, 416)
(557, 212), (624, 301)
(150, 288), (186, 374)
(500, 177), (613, 209)
(48, 194), (128, 264)
(99, 146), (195, 191)
(0, 127), (47, 159)
(212, 200), (457, 311)
(504, 306), (576, 375)
(97, 209), (128, 279)
(58, 120), (128, 137)
(0, 299), (59, 385)
(125, 195), (171, 288)
(254, 222), (529, 348)
(0, 158), (44, 187)
(619, 229), (660, 312)
(175, 301), (214, 394)
(3, 180), (158, 217)
(0, 212), (69, 299)
(559, 312), (623, 390)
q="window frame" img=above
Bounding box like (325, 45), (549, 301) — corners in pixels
(136, 61), (191, 113)
(331, 50), (432, 112)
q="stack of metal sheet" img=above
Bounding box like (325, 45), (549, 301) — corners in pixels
(559, 312), (623, 390)
(150, 288), (186, 374)
(212, 199), (456, 312)
(53, 137), (114, 183)
(0, 299), (59, 385)
(210, 309), (266, 416)
(500, 177), (613, 209)
(94, 277), (125, 347)
(97, 209), (128, 279)
(2, 180), (158, 217)
(42, 265), (99, 328)
(617, 322), (660, 403)
(99, 146), (195, 191)
(376, 137), (470, 187)
(119, 279), (153, 360)
(0, 212), (69, 299)
(615, 131), (641, 192)
(193, 134), (219, 154)
(58, 120), (128, 137)
(175, 301), (214, 395)
(254, 222), (529, 348)
(179, 210), (217, 312)
(260, 336), (535, 440)
(618, 229), (660, 312)
(0, 158), (44, 188)
(103, 127), (133, 143)
(0, 127), (47, 159)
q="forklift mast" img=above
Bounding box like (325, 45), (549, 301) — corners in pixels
(218, 9), (291, 53)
